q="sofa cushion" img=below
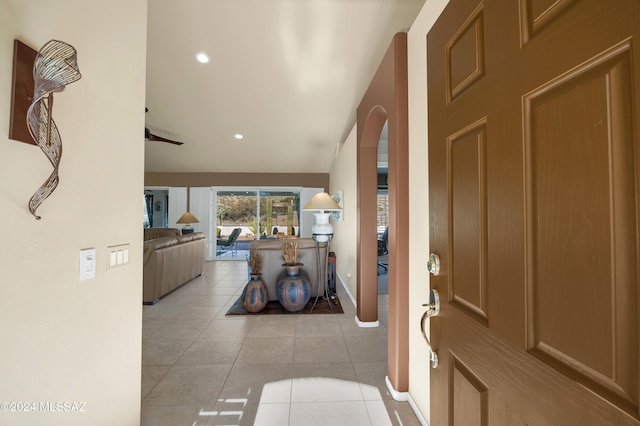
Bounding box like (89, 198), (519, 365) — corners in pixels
(146, 236), (179, 251)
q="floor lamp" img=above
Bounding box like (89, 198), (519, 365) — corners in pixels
(303, 193), (341, 310)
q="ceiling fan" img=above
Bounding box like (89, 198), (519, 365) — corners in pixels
(144, 108), (184, 145)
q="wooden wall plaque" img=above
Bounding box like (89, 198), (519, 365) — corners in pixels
(9, 39), (37, 145)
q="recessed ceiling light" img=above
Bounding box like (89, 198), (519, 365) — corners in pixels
(195, 52), (210, 64)
(234, 134), (244, 140)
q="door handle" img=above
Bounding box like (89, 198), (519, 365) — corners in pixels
(420, 289), (440, 368)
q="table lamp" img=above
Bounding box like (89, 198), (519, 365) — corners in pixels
(177, 211), (199, 233)
(303, 192), (341, 242)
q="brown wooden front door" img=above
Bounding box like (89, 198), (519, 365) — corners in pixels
(427, 0), (639, 424)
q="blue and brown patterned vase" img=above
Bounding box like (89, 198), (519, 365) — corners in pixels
(241, 274), (268, 313)
(276, 263), (311, 312)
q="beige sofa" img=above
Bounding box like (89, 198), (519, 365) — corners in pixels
(249, 238), (327, 301)
(144, 227), (180, 240)
(143, 228), (206, 304)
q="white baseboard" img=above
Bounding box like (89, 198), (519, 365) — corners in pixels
(336, 271), (356, 306)
(337, 272), (380, 328)
(385, 375), (408, 401)
(338, 270), (428, 424)
(386, 377), (429, 426)
(355, 315), (380, 328)
(407, 393), (429, 426)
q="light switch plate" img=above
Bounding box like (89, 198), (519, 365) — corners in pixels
(107, 243), (130, 270)
(79, 248), (96, 281)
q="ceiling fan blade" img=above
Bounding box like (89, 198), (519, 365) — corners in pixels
(144, 108), (184, 145)
(146, 129), (184, 145)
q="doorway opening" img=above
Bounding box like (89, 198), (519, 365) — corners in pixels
(377, 121), (389, 295)
(356, 32), (409, 396)
(143, 189), (168, 228)
(377, 191), (389, 295)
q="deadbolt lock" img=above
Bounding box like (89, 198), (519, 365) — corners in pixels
(427, 253), (440, 276)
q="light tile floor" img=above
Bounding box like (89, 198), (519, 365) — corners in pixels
(141, 260), (421, 426)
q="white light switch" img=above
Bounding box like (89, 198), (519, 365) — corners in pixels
(79, 248), (96, 281)
(107, 243), (131, 271)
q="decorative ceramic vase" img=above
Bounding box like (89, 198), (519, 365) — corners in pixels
(276, 263), (311, 312)
(241, 274), (268, 313)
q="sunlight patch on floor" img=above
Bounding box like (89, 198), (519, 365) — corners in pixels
(254, 377), (393, 426)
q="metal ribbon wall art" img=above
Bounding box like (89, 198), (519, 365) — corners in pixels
(26, 40), (81, 219)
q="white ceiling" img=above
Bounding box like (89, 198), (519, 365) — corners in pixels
(144, 0), (424, 174)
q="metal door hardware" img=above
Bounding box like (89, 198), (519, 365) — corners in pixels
(427, 253), (440, 276)
(420, 289), (440, 368)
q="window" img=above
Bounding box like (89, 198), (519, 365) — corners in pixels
(215, 188), (301, 259)
(377, 189), (388, 237)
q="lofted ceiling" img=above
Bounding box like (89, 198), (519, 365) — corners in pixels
(144, 0), (424, 174)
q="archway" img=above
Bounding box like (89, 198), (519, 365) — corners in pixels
(356, 33), (410, 396)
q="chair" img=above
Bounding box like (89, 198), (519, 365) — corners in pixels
(378, 227), (388, 272)
(217, 228), (241, 257)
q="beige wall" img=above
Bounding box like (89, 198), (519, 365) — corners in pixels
(329, 128), (358, 302)
(327, 2), (451, 421)
(0, 1), (146, 425)
(145, 172), (329, 189)
(406, 0), (449, 421)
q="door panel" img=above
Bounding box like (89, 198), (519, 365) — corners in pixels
(451, 355), (488, 426)
(427, 0), (639, 424)
(446, 4), (485, 103)
(449, 121), (488, 324)
(524, 44), (638, 410)
(520, 0), (578, 43)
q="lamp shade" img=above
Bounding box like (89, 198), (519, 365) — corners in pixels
(176, 212), (199, 224)
(303, 193), (341, 211)
(303, 193), (340, 241)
